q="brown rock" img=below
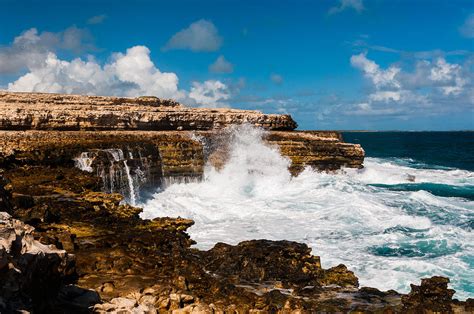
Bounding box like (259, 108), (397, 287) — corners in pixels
(402, 276), (457, 313)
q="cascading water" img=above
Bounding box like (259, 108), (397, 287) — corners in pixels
(74, 148), (150, 205)
(140, 125), (474, 300)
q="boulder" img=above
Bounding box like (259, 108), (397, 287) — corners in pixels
(0, 212), (75, 312)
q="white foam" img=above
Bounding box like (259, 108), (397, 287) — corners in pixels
(347, 158), (474, 186)
(140, 125), (474, 299)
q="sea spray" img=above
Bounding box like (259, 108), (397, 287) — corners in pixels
(141, 125), (474, 299)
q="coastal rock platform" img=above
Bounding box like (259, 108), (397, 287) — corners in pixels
(0, 91), (470, 312)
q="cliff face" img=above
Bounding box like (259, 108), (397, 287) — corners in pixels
(0, 91), (297, 131)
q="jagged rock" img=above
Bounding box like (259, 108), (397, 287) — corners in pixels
(401, 276), (458, 313)
(203, 240), (324, 285)
(0, 212), (75, 312)
(0, 91), (297, 131)
(321, 264), (359, 287)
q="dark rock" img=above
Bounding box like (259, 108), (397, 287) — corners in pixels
(203, 240), (323, 285)
(402, 276), (456, 313)
(0, 172), (12, 213)
(0, 212), (75, 312)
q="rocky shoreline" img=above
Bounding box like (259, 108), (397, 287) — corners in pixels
(0, 91), (472, 313)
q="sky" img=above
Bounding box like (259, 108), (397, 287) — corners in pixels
(0, 0), (473, 130)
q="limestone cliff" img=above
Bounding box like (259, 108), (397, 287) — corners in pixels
(0, 91), (297, 131)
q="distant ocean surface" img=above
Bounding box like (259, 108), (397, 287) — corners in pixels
(343, 131), (474, 171)
(141, 128), (474, 300)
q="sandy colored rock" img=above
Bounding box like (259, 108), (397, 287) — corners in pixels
(0, 91), (297, 131)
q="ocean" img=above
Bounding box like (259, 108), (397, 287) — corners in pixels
(140, 129), (474, 300)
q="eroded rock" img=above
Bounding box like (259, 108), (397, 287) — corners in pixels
(0, 212), (75, 312)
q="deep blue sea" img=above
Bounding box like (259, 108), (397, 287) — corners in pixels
(138, 128), (474, 300)
(343, 131), (474, 171)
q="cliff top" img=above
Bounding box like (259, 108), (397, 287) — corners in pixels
(0, 90), (297, 131)
(0, 90), (182, 108)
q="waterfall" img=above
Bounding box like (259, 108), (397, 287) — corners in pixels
(122, 160), (136, 205)
(74, 148), (151, 205)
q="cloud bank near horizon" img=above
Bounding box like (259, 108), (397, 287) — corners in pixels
(2, 27), (230, 108)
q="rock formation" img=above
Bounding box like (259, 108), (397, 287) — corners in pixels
(0, 212), (76, 312)
(1, 91), (470, 312)
(0, 91), (297, 131)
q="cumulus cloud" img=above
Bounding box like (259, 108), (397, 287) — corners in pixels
(270, 73), (284, 84)
(350, 52), (401, 88)
(345, 53), (472, 117)
(8, 46), (184, 99)
(4, 32), (231, 107)
(429, 58), (467, 95)
(87, 14), (107, 25)
(329, 0), (365, 15)
(209, 55), (233, 73)
(460, 14), (474, 38)
(188, 80), (230, 107)
(3, 26), (232, 108)
(0, 27), (94, 74)
(163, 19), (222, 52)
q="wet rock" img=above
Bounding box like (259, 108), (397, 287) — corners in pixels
(203, 240), (324, 286)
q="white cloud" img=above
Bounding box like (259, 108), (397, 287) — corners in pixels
(109, 46), (184, 98)
(429, 58), (466, 95)
(270, 73), (283, 84)
(369, 91), (402, 102)
(209, 55), (233, 73)
(0, 27), (94, 74)
(6, 40), (232, 108)
(188, 80), (230, 107)
(350, 52), (401, 89)
(8, 46), (184, 99)
(345, 53), (472, 117)
(87, 14), (107, 25)
(163, 19), (222, 52)
(460, 14), (474, 38)
(329, 0), (365, 15)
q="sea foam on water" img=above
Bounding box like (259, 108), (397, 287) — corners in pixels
(140, 125), (474, 300)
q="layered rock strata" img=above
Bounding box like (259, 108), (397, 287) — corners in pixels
(0, 91), (297, 131)
(0, 91), (364, 177)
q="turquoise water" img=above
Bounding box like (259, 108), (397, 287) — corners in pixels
(344, 131), (473, 298)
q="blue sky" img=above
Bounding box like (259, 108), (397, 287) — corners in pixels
(0, 0), (473, 130)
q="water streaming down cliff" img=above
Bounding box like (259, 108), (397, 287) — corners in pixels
(141, 125), (474, 300)
(74, 148), (152, 205)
